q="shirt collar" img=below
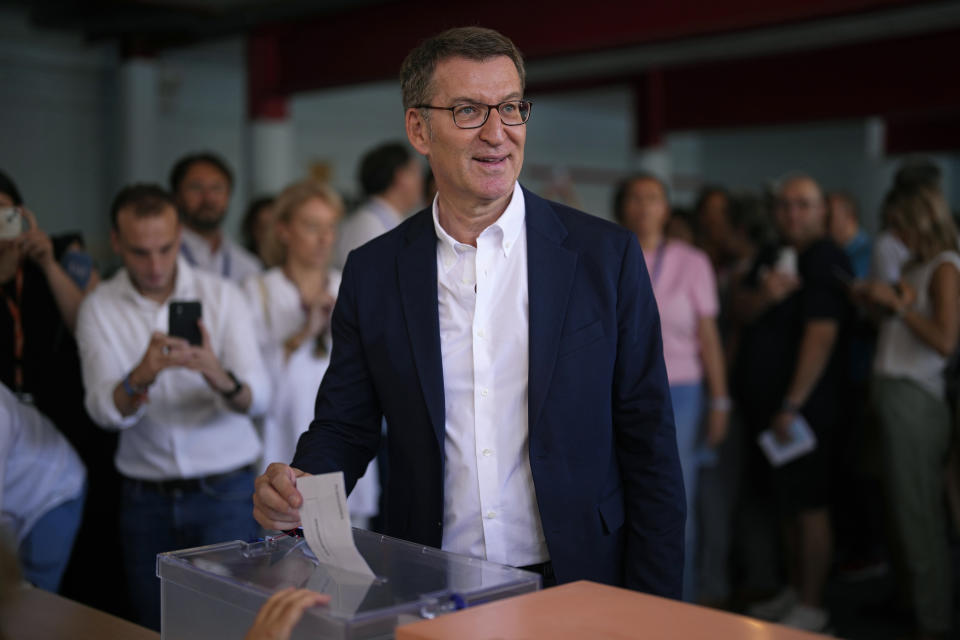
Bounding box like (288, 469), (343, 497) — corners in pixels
(119, 255), (196, 307)
(370, 196), (402, 218)
(179, 226), (215, 258)
(431, 182), (526, 271)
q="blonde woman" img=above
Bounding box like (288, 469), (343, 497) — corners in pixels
(243, 180), (378, 528)
(856, 184), (959, 640)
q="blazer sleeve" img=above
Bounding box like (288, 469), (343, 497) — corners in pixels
(292, 254), (383, 494)
(612, 234), (686, 598)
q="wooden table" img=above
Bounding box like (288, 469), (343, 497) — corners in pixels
(1, 585), (159, 640)
(396, 580), (832, 640)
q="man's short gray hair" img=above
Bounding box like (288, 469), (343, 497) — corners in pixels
(400, 27), (526, 111)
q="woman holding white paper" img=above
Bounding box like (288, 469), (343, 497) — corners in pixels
(855, 184), (959, 640)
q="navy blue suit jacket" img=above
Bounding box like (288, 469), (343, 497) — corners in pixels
(293, 186), (685, 598)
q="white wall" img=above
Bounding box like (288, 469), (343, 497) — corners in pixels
(0, 7), (117, 258)
(0, 7), (250, 265)
(291, 82), (408, 206)
(153, 38), (248, 240)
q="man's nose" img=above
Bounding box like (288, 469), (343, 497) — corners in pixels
(478, 108), (506, 143)
(149, 254), (164, 275)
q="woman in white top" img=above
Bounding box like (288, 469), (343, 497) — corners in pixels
(855, 185), (959, 640)
(244, 180), (378, 528)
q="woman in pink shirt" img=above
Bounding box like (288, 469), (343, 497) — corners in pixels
(614, 173), (730, 601)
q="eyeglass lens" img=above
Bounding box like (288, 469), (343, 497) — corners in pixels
(453, 101), (530, 127)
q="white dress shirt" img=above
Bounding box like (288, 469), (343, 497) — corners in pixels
(335, 197), (405, 269)
(76, 256), (269, 481)
(434, 182), (548, 567)
(180, 226), (263, 284)
(242, 267), (380, 523)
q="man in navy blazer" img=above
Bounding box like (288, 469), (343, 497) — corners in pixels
(253, 26), (684, 599)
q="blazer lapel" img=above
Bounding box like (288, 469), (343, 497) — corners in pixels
(524, 188), (578, 434)
(397, 210), (446, 449)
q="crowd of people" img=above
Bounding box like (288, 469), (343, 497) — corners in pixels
(612, 160), (960, 638)
(1, 25), (959, 640)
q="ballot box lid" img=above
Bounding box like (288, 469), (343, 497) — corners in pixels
(157, 528), (540, 639)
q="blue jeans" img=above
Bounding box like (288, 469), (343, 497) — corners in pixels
(121, 469), (259, 631)
(19, 485), (86, 592)
(670, 383), (704, 602)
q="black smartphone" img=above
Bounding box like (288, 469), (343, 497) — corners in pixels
(168, 300), (202, 346)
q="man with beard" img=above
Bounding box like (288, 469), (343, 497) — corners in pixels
(170, 152), (262, 283)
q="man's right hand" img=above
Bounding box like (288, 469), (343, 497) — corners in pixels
(761, 270), (801, 305)
(130, 331), (192, 390)
(253, 463), (311, 530)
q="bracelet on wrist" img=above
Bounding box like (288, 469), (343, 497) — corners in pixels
(122, 371), (147, 397)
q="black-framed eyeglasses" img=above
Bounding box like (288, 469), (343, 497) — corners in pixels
(414, 100), (533, 129)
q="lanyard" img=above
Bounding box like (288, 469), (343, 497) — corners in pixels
(181, 241), (232, 278)
(2, 265), (25, 391)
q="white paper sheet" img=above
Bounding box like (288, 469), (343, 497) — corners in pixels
(757, 414), (818, 467)
(297, 471), (374, 577)
(305, 563), (375, 615)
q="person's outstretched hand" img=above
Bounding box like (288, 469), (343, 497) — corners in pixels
(244, 587), (330, 640)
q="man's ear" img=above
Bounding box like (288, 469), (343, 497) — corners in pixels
(110, 229), (120, 254)
(405, 108), (431, 157)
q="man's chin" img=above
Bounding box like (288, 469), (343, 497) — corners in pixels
(183, 212), (225, 232)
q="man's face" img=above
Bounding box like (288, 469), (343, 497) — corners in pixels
(406, 56), (525, 212)
(775, 178), (826, 248)
(112, 205), (181, 298)
(176, 161), (231, 232)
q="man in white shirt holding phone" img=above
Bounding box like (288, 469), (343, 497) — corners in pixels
(75, 184), (270, 631)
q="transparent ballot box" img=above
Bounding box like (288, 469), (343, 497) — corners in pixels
(157, 528), (541, 639)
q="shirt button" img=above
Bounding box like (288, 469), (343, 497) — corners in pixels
(505, 242), (512, 249)
(482, 448), (493, 457)
(477, 328), (485, 338)
(486, 510), (496, 519)
(480, 388), (489, 398)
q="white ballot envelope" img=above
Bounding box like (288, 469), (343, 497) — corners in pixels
(758, 414), (818, 467)
(297, 471), (374, 578)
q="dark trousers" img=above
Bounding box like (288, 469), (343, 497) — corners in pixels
(120, 469), (259, 631)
